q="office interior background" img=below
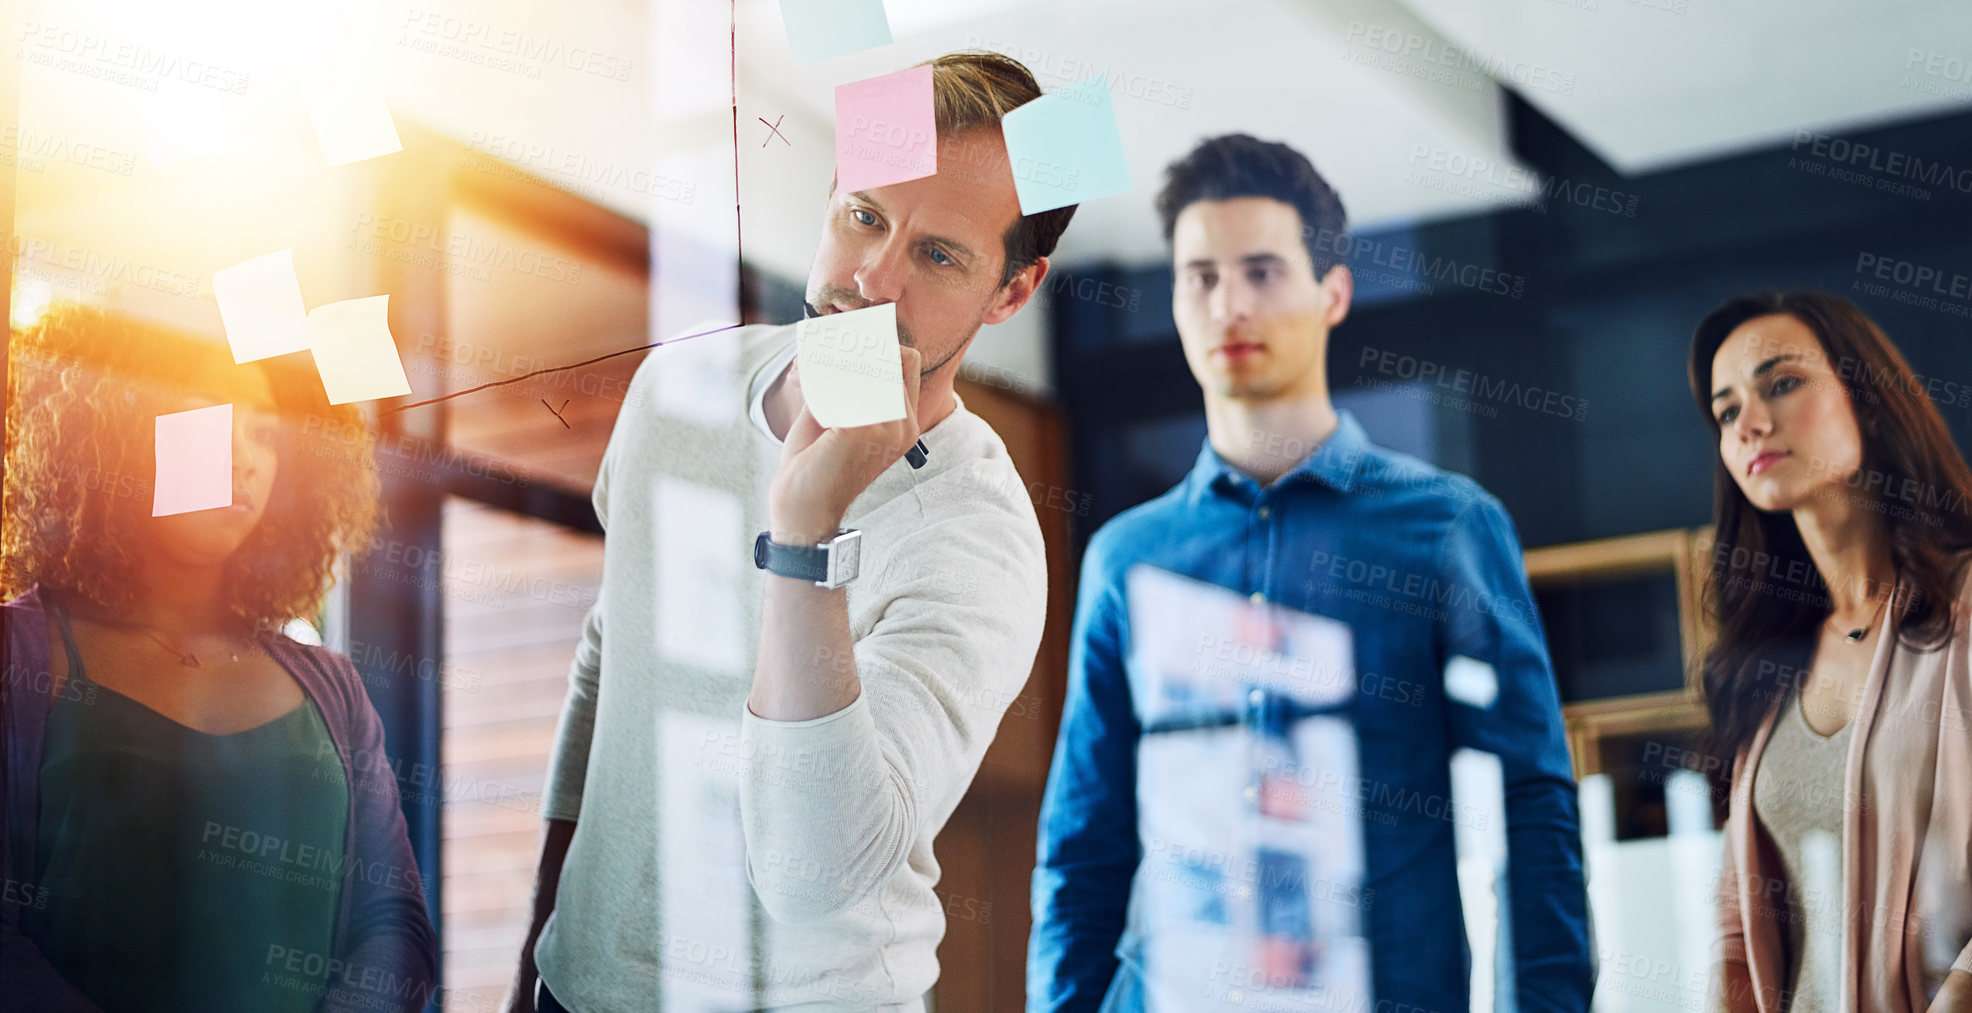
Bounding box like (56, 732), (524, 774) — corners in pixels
(3, 0), (1971, 1009)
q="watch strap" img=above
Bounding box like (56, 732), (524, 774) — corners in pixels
(753, 531), (830, 582)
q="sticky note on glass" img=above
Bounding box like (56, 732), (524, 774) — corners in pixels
(154, 404), (233, 517)
(795, 303), (904, 428)
(213, 249), (310, 363)
(779, 0), (891, 64)
(835, 65), (936, 193)
(307, 295), (411, 404)
(142, 86), (230, 166)
(1445, 655), (1500, 709)
(305, 81), (403, 166)
(1000, 75), (1133, 215)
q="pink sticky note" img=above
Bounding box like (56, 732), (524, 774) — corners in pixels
(154, 404), (234, 517)
(835, 65), (935, 194)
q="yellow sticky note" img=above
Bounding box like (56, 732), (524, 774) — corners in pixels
(305, 82), (403, 167)
(307, 295), (411, 404)
(213, 249), (310, 363)
(795, 303), (904, 428)
(154, 404), (233, 517)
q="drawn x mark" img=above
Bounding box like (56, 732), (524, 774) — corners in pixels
(760, 115), (790, 148)
(542, 399), (570, 428)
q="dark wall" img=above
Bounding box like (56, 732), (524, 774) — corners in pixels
(1054, 95), (1972, 551)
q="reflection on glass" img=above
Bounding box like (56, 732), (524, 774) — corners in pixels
(2, 306), (436, 1012)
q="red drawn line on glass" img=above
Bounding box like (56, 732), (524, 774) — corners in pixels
(385, 324), (744, 413)
(392, 5), (746, 416)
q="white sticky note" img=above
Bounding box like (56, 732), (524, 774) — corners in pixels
(654, 478), (747, 675)
(305, 81), (403, 166)
(154, 404), (233, 517)
(142, 85), (230, 166)
(213, 249), (310, 363)
(779, 0), (892, 64)
(795, 303), (904, 428)
(655, 711), (754, 1008)
(1444, 655), (1499, 709)
(307, 295), (411, 404)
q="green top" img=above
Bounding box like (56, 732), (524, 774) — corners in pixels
(23, 602), (349, 1013)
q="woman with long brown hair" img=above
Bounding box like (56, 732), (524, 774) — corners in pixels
(1691, 291), (1972, 1012)
(0, 305), (435, 1011)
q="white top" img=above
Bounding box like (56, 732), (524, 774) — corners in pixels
(1752, 691), (1853, 1013)
(533, 324), (1048, 1011)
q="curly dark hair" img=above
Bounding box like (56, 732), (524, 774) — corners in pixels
(3, 304), (381, 626)
(1687, 290), (1972, 761)
(1155, 133), (1351, 280)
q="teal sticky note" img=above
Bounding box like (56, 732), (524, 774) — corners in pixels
(1000, 75), (1133, 216)
(779, 0), (892, 64)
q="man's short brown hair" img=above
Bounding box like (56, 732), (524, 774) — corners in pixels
(921, 51), (1077, 286)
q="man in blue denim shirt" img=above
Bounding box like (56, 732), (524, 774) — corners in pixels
(1028, 135), (1593, 1012)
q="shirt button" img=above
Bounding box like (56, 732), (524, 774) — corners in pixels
(1248, 689), (1265, 706)
(1257, 506), (1271, 520)
(1249, 591), (1265, 605)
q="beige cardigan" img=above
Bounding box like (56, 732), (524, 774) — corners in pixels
(1714, 573), (1972, 1011)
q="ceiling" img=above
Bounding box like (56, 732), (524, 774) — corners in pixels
(12, 0), (1970, 393)
(20, 0), (1971, 280)
(730, 0), (1510, 275)
(726, 0), (1972, 273)
(1399, 0), (1972, 174)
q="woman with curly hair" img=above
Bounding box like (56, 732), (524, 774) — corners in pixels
(0, 305), (436, 1012)
(1692, 291), (1972, 1012)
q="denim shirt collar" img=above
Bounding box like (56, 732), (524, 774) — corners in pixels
(1185, 409), (1372, 506)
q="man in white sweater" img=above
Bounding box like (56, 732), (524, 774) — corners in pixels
(502, 51), (1077, 1013)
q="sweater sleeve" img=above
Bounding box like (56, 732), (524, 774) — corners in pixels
(541, 596), (605, 823)
(736, 506), (1047, 925)
(1713, 819), (1748, 966)
(321, 651), (438, 1013)
(1709, 812), (1755, 1013)
(540, 436), (615, 823)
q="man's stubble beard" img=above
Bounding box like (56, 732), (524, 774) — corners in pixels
(803, 292), (970, 379)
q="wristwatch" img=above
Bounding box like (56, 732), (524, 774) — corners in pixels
(753, 529), (862, 589)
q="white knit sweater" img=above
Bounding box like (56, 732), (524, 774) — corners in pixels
(533, 324), (1047, 1011)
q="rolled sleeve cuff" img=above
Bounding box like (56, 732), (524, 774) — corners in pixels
(740, 692), (869, 749)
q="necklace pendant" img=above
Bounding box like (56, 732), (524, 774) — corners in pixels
(1845, 629), (1865, 643)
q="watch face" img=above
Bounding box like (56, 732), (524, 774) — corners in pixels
(823, 530), (862, 587)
